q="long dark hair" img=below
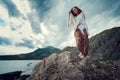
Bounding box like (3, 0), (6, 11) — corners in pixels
(70, 6), (82, 17)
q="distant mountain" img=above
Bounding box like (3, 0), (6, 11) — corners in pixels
(62, 27), (120, 60)
(25, 46), (61, 59)
(0, 46), (61, 60)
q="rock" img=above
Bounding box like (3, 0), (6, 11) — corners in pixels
(62, 46), (80, 54)
(19, 75), (30, 80)
(0, 71), (30, 80)
(27, 51), (120, 80)
(0, 71), (22, 80)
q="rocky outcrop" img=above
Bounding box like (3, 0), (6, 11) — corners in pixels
(27, 51), (120, 80)
(88, 27), (120, 60)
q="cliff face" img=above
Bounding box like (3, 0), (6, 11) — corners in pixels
(27, 51), (120, 80)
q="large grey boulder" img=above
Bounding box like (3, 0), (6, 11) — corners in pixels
(27, 51), (120, 80)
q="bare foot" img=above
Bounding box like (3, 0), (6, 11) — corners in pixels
(78, 52), (82, 57)
(80, 55), (85, 59)
(78, 53), (85, 59)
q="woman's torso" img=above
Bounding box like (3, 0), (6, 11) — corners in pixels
(72, 12), (89, 35)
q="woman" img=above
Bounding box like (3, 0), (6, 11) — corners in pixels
(67, 6), (89, 59)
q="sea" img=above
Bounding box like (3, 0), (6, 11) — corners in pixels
(0, 60), (40, 75)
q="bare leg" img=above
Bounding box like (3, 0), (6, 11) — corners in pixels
(83, 29), (89, 57)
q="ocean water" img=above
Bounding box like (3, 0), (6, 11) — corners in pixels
(0, 60), (40, 74)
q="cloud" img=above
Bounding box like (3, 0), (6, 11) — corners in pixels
(27, 12), (41, 34)
(12, 0), (42, 34)
(28, 0), (53, 21)
(0, 45), (34, 55)
(0, 18), (6, 26)
(0, 36), (12, 45)
(0, 0), (21, 17)
(15, 38), (34, 49)
(11, 0), (31, 16)
(87, 1), (120, 37)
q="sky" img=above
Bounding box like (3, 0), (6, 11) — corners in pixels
(0, 0), (120, 55)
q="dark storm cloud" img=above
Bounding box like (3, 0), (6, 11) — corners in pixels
(0, 0), (21, 17)
(0, 36), (12, 45)
(15, 38), (34, 49)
